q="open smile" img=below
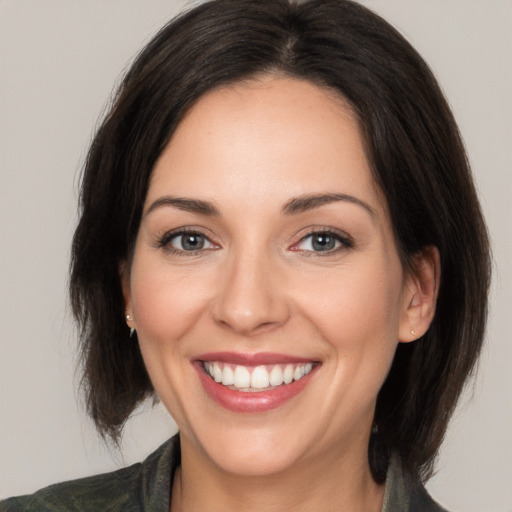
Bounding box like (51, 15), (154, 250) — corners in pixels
(194, 352), (320, 412)
(203, 361), (314, 391)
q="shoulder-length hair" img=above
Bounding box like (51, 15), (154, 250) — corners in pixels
(70, 0), (491, 481)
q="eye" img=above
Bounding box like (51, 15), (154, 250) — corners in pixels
(294, 231), (353, 253)
(158, 230), (217, 254)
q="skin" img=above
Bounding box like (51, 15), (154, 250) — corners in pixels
(122, 75), (438, 512)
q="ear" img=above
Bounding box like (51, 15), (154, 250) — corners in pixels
(119, 260), (135, 329)
(398, 246), (440, 343)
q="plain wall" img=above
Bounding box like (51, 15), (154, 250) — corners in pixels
(1, 1), (511, 510)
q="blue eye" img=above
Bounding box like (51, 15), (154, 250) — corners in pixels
(297, 231), (352, 253)
(173, 233), (204, 250)
(160, 231), (216, 253)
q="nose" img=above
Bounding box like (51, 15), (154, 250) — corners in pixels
(212, 249), (290, 336)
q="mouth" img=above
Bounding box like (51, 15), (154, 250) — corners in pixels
(194, 352), (320, 412)
(203, 361), (314, 392)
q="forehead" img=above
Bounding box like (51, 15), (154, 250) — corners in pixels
(147, 76), (384, 217)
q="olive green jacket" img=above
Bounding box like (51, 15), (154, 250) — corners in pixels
(1, 436), (448, 511)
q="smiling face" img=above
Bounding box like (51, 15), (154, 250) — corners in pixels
(122, 76), (420, 478)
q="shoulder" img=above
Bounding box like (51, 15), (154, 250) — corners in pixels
(0, 464), (144, 512)
(0, 436), (179, 512)
(409, 484), (449, 512)
(383, 454), (450, 512)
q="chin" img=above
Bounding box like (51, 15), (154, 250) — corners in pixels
(189, 420), (310, 477)
(207, 436), (304, 477)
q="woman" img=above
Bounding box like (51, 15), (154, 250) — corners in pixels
(0, 0), (491, 510)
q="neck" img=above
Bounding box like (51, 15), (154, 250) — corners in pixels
(171, 435), (384, 512)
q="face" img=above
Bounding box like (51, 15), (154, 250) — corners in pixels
(123, 76), (417, 477)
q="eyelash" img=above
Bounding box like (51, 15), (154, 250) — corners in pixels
(155, 227), (218, 257)
(155, 227), (354, 257)
(291, 228), (354, 256)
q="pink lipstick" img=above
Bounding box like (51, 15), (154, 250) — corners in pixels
(193, 352), (319, 413)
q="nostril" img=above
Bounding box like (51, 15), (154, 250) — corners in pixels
(215, 315), (284, 336)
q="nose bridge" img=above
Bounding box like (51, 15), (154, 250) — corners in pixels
(213, 242), (289, 335)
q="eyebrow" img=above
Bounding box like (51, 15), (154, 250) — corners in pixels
(145, 196), (220, 217)
(144, 192), (375, 219)
(282, 193), (375, 217)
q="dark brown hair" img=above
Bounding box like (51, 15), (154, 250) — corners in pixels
(70, 0), (491, 481)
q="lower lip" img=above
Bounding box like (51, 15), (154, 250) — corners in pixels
(194, 362), (318, 413)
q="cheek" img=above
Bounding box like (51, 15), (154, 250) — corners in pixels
(126, 253), (216, 418)
(129, 257), (213, 343)
(293, 258), (405, 385)
(300, 262), (404, 418)
(301, 265), (403, 339)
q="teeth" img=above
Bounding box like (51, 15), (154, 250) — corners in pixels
(283, 364), (294, 384)
(234, 365), (251, 388)
(213, 363), (222, 383)
(221, 365), (235, 386)
(269, 365), (284, 386)
(204, 361), (314, 391)
(251, 366), (270, 388)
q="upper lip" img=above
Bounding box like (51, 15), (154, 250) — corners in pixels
(195, 352), (317, 366)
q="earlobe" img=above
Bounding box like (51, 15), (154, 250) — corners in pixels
(398, 246), (440, 343)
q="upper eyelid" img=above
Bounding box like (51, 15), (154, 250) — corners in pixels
(299, 233), (350, 247)
(294, 227), (354, 243)
(289, 229), (354, 255)
(153, 228), (219, 253)
(155, 229), (220, 257)
(172, 232), (215, 250)
(157, 226), (215, 242)
(153, 225), (353, 249)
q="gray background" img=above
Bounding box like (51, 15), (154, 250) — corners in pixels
(1, 1), (511, 510)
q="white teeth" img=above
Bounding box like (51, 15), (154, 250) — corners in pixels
(222, 365), (235, 386)
(283, 364), (294, 384)
(204, 361), (315, 390)
(269, 365), (284, 386)
(213, 363), (222, 383)
(233, 365), (251, 388)
(251, 366), (270, 388)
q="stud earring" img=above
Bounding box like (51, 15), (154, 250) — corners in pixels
(411, 329), (416, 336)
(126, 314), (135, 338)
